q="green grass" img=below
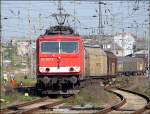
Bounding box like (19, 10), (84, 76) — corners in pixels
(0, 95), (16, 104)
(19, 95), (39, 102)
(0, 92), (39, 106)
(113, 76), (130, 87)
(16, 79), (37, 87)
(144, 88), (150, 96)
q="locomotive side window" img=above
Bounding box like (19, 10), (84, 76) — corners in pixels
(41, 42), (59, 53)
(60, 42), (78, 53)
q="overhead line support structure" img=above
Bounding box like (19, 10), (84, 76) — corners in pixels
(0, 0), (2, 78)
(148, 0), (150, 78)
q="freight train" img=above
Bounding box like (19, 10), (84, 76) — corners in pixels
(36, 25), (146, 95)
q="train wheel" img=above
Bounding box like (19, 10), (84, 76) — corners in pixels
(36, 89), (43, 97)
(48, 94), (59, 98)
(62, 94), (72, 98)
(76, 81), (80, 89)
(36, 83), (43, 97)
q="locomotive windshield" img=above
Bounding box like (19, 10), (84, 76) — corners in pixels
(60, 42), (78, 53)
(41, 42), (59, 53)
(41, 42), (78, 54)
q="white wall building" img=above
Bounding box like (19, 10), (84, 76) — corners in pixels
(17, 41), (30, 56)
(113, 33), (136, 56)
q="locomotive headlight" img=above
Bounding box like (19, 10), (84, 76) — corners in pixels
(69, 67), (74, 72)
(39, 67), (45, 72)
(46, 67), (50, 72)
(69, 67), (80, 72)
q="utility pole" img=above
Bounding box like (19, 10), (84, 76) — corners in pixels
(73, 0), (76, 31)
(111, 14), (116, 55)
(98, 0), (106, 48)
(39, 13), (42, 34)
(28, 2), (33, 79)
(98, 0), (103, 36)
(148, 1), (150, 78)
(58, 0), (62, 15)
(0, 9), (2, 78)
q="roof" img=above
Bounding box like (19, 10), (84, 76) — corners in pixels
(134, 50), (148, 54)
(85, 47), (106, 56)
(135, 38), (147, 50)
(38, 35), (82, 41)
(117, 56), (143, 62)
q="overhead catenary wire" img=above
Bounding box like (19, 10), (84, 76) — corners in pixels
(1, 1), (149, 38)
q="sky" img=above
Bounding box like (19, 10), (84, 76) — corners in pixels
(1, 0), (149, 40)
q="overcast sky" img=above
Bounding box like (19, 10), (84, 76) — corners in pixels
(1, 0), (149, 40)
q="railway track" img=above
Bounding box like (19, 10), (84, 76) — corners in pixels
(107, 88), (150, 114)
(41, 87), (149, 114)
(28, 87), (126, 114)
(0, 86), (125, 114)
(0, 96), (72, 114)
(1, 81), (149, 114)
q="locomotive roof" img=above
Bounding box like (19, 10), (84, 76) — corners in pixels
(44, 26), (79, 36)
(38, 35), (82, 40)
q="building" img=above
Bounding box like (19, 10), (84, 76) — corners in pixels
(135, 38), (147, 51)
(82, 33), (147, 57)
(17, 41), (30, 56)
(113, 33), (136, 56)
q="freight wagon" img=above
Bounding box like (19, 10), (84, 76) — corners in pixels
(117, 57), (146, 76)
(84, 46), (117, 78)
(105, 51), (117, 76)
(84, 46), (107, 77)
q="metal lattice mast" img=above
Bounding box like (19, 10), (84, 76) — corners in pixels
(0, 1), (2, 78)
(148, 0), (150, 78)
(73, 0), (76, 31)
(98, 0), (103, 36)
(28, 1), (33, 79)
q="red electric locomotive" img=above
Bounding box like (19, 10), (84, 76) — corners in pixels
(36, 26), (84, 94)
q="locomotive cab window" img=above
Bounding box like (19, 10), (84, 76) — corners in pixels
(60, 42), (78, 53)
(41, 42), (59, 53)
(41, 41), (78, 54)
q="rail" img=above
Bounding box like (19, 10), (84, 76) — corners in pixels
(0, 96), (74, 114)
(117, 88), (150, 114)
(93, 87), (126, 114)
(1, 80), (149, 114)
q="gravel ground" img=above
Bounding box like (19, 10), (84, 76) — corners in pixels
(64, 84), (120, 108)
